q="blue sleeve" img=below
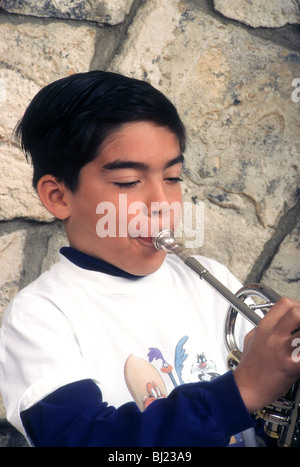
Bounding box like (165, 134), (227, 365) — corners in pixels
(21, 371), (255, 447)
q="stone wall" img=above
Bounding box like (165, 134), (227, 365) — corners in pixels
(0, 0), (299, 445)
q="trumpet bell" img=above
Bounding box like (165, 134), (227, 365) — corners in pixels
(224, 283), (281, 355)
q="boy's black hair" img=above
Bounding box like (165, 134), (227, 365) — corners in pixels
(16, 70), (186, 192)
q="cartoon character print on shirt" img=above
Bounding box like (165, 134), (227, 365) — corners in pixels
(147, 336), (221, 388)
(190, 352), (220, 382)
(124, 354), (167, 412)
(124, 335), (221, 412)
(124, 336), (244, 446)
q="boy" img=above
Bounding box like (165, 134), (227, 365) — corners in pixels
(0, 71), (299, 447)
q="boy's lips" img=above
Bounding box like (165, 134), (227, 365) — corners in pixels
(137, 236), (155, 246)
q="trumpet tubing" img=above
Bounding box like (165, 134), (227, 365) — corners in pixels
(153, 229), (300, 447)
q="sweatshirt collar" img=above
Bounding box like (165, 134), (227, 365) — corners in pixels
(60, 246), (142, 280)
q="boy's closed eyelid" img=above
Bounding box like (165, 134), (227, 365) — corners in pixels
(106, 171), (141, 183)
(112, 176), (182, 189)
(113, 180), (141, 188)
(165, 177), (183, 182)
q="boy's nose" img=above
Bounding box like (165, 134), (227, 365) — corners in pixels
(150, 202), (171, 221)
(146, 183), (182, 233)
(146, 183), (170, 217)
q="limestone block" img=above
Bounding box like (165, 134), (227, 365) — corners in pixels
(41, 226), (69, 273)
(0, 230), (26, 320)
(0, 68), (40, 142)
(0, 20), (96, 220)
(262, 221), (300, 300)
(110, 0), (179, 89)
(0, 0), (134, 25)
(0, 69), (54, 221)
(110, 0), (300, 280)
(0, 145), (52, 221)
(0, 21), (97, 87)
(194, 197), (271, 282)
(213, 0), (300, 28)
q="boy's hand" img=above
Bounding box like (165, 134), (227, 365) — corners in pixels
(233, 297), (300, 413)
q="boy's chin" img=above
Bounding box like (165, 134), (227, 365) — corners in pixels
(125, 251), (167, 277)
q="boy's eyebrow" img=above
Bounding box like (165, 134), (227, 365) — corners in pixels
(101, 154), (184, 171)
(165, 153), (184, 169)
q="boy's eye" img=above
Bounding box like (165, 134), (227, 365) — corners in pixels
(114, 181), (140, 188)
(165, 177), (183, 184)
(113, 177), (182, 188)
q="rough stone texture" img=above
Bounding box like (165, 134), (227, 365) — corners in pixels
(214, 0), (300, 28)
(0, 0), (134, 25)
(0, 231), (26, 426)
(0, 0), (299, 445)
(0, 20), (97, 221)
(262, 217), (300, 299)
(110, 0), (300, 290)
(0, 20), (97, 87)
(0, 231), (26, 310)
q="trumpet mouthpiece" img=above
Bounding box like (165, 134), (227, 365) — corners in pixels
(152, 229), (176, 251)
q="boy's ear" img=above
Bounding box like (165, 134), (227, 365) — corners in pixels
(37, 175), (71, 220)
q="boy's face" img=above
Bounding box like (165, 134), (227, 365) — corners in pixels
(64, 121), (183, 276)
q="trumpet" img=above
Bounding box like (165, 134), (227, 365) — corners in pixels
(153, 229), (300, 447)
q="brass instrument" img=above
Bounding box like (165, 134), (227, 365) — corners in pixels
(153, 229), (300, 447)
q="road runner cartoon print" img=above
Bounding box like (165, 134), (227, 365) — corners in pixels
(124, 335), (221, 412)
(123, 335), (244, 446)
